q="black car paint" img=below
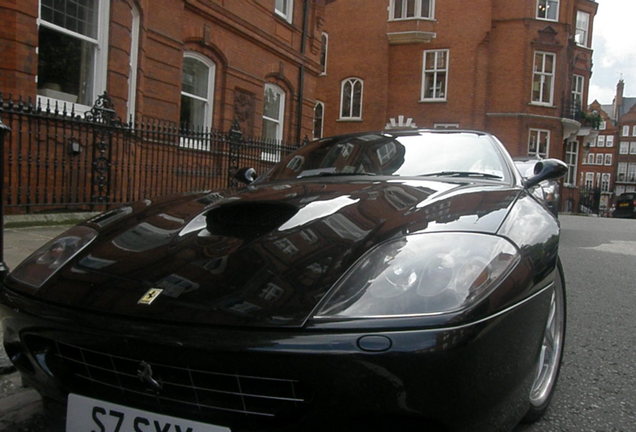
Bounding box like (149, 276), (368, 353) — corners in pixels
(0, 130), (563, 431)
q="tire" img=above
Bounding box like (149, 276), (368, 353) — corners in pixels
(523, 258), (566, 423)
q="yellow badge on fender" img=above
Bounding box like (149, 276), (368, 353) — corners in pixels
(138, 288), (163, 305)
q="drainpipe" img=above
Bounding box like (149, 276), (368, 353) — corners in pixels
(296, 0), (309, 143)
(0, 118), (10, 279)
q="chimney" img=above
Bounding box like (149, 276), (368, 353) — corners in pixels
(615, 79), (625, 120)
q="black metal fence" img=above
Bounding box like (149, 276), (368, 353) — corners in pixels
(0, 93), (302, 214)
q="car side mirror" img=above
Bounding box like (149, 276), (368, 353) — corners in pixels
(523, 159), (568, 189)
(234, 167), (257, 185)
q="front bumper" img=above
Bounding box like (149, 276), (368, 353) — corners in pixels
(1, 286), (552, 432)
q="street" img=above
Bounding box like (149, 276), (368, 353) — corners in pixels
(1, 215), (635, 431)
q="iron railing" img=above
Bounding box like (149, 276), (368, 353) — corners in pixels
(0, 93), (303, 214)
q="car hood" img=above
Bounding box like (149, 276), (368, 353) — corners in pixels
(23, 179), (521, 328)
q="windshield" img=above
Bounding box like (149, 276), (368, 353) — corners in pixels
(261, 131), (510, 182)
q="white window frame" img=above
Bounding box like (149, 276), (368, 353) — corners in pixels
(537, 0), (559, 21)
(595, 154), (604, 165)
(622, 125), (630, 136)
(631, 142), (636, 155)
(320, 32), (328, 75)
(604, 153), (612, 166)
(565, 140), (578, 186)
(572, 74), (584, 112)
(617, 162), (627, 181)
(601, 173), (610, 192)
(313, 101), (324, 140)
(127, 4), (140, 123)
(584, 172), (594, 189)
(262, 83), (286, 142)
(629, 163), (636, 182)
(275, 0), (294, 23)
(339, 78), (363, 120)
(528, 129), (550, 158)
(632, 125), (636, 136)
(619, 142), (629, 155)
(180, 52), (216, 130)
(389, 0), (435, 21)
(421, 49), (449, 101)
(575, 10), (590, 47)
(587, 153), (595, 165)
(37, 0), (110, 114)
(531, 51), (555, 106)
(597, 135), (605, 147)
(606, 135), (614, 147)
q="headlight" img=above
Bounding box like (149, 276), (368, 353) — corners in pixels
(9, 225), (98, 289)
(314, 232), (519, 319)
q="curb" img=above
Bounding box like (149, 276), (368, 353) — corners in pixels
(3, 212), (100, 228)
(0, 373), (43, 431)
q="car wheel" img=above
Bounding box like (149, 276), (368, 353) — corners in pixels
(523, 258), (566, 423)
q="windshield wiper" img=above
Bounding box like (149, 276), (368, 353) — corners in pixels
(419, 171), (503, 179)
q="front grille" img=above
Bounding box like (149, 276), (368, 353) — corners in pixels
(41, 339), (307, 419)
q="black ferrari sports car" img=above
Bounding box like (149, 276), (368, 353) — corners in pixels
(1, 130), (568, 432)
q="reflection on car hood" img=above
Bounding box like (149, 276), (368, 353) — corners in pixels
(31, 179), (520, 328)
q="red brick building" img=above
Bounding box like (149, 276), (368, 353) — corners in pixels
(1, 0), (327, 141)
(314, 0), (598, 212)
(589, 80), (636, 211)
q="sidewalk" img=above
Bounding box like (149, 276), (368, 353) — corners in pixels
(1, 225), (70, 430)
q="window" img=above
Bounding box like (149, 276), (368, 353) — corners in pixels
(575, 11), (590, 47)
(633, 125), (636, 136)
(390, 0), (434, 20)
(180, 53), (215, 130)
(262, 84), (286, 142)
(127, 4), (140, 123)
(601, 173), (610, 192)
(584, 172), (594, 189)
(587, 153), (595, 165)
(565, 141), (578, 185)
(340, 78), (363, 120)
(571, 75), (584, 112)
(599, 120), (607, 130)
(320, 33), (328, 75)
(532, 52), (555, 105)
(606, 135), (614, 147)
(421, 49), (449, 101)
(617, 163), (627, 181)
(37, 0), (110, 109)
(528, 129), (550, 157)
(604, 153), (612, 166)
(629, 164), (636, 182)
(620, 142), (629, 154)
(622, 125), (630, 136)
(631, 142), (636, 154)
(595, 154), (604, 165)
(537, 0), (559, 21)
(597, 135), (605, 147)
(313, 102), (324, 139)
(275, 0), (293, 23)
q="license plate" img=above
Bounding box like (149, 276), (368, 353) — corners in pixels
(618, 202), (629, 207)
(66, 394), (231, 432)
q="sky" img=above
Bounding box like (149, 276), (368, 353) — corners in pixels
(589, 0), (636, 104)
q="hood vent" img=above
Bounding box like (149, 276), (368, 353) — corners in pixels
(206, 201), (298, 238)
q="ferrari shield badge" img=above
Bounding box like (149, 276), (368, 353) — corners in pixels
(137, 288), (163, 305)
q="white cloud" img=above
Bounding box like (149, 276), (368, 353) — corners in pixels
(589, 0), (636, 103)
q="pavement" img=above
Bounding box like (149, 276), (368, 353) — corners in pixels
(1, 224), (72, 431)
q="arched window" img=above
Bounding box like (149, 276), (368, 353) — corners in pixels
(262, 84), (286, 142)
(340, 78), (363, 120)
(313, 102), (324, 139)
(180, 52), (215, 130)
(320, 33), (328, 75)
